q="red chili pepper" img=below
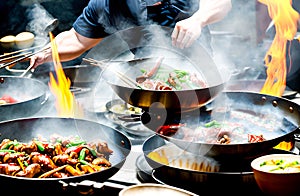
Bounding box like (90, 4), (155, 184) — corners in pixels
(65, 145), (83, 154)
(156, 123), (186, 136)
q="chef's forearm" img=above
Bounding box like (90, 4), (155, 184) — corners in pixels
(43, 29), (102, 63)
(194, 0), (232, 28)
(51, 30), (89, 62)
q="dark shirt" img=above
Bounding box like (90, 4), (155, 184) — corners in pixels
(73, 0), (205, 38)
(72, 0), (212, 54)
(293, 0), (300, 13)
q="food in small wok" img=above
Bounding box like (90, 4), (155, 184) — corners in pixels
(136, 57), (207, 90)
(0, 95), (17, 105)
(110, 102), (142, 115)
(0, 134), (113, 178)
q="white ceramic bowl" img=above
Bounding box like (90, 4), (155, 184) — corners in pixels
(251, 153), (300, 195)
(119, 183), (198, 196)
(0, 35), (15, 49)
(15, 32), (35, 49)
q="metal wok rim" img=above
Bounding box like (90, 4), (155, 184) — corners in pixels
(0, 76), (48, 105)
(107, 81), (226, 92)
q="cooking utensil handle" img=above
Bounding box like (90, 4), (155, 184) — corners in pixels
(59, 180), (129, 192)
(0, 46), (50, 69)
(118, 114), (141, 122)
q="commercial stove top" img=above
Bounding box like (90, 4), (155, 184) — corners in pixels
(24, 85), (300, 195)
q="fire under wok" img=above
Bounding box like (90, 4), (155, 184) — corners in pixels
(138, 91), (300, 159)
(0, 76), (48, 121)
(0, 117), (131, 194)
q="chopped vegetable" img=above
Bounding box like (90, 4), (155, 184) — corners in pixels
(34, 140), (45, 152)
(79, 148), (86, 161)
(66, 140), (86, 148)
(205, 120), (222, 128)
(0, 149), (16, 153)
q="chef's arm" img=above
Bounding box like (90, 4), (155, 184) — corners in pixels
(171, 0), (232, 49)
(30, 28), (102, 68)
(196, 0), (232, 28)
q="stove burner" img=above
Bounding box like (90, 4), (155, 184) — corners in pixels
(70, 86), (92, 95)
(135, 154), (155, 183)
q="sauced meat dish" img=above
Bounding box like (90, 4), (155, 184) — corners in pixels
(136, 57), (207, 90)
(0, 134), (113, 178)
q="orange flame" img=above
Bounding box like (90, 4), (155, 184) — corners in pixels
(259, 0), (299, 96)
(48, 32), (83, 117)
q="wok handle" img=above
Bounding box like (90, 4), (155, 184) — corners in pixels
(294, 129), (300, 142)
(59, 180), (129, 194)
(117, 114), (141, 122)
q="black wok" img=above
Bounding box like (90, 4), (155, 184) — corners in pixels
(140, 91), (300, 158)
(0, 76), (48, 121)
(31, 64), (102, 88)
(102, 47), (229, 113)
(142, 134), (295, 195)
(0, 117), (131, 194)
(225, 79), (298, 99)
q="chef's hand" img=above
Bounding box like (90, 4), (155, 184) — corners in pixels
(171, 17), (202, 49)
(29, 48), (52, 69)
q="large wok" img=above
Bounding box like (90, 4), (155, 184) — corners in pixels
(0, 117), (131, 194)
(101, 44), (229, 113)
(80, 25), (230, 113)
(142, 134), (296, 195)
(139, 91), (300, 158)
(0, 76), (48, 121)
(225, 79), (298, 99)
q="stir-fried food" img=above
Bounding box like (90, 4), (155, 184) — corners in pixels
(136, 58), (207, 90)
(0, 134), (113, 178)
(0, 95), (17, 105)
(157, 120), (266, 144)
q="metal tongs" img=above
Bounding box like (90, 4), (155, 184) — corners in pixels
(82, 56), (165, 89)
(0, 46), (50, 70)
(82, 57), (145, 89)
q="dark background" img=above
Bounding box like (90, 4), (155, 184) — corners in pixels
(0, 0), (89, 69)
(0, 0), (89, 37)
